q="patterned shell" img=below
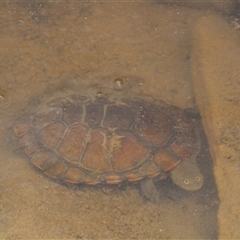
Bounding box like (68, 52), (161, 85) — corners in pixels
(14, 95), (197, 185)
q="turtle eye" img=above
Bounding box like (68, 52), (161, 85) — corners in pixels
(184, 179), (189, 185)
(196, 176), (202, 182)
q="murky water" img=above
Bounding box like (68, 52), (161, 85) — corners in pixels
(0, 2), (230, 238)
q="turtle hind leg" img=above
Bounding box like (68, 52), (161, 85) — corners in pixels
(140, 178), (159, 203)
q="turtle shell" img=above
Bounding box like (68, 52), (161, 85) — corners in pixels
(14, 95), (198, 185)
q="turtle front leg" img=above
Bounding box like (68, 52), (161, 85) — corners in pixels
(140, 178), (159, 202)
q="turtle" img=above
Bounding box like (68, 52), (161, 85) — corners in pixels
(14, 94), (203, 202)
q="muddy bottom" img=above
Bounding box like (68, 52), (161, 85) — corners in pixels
(0, 2), (219, 238)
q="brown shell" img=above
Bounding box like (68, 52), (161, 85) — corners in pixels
(14, 95), (197, 185)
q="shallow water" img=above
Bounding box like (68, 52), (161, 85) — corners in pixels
(0, 2), (222, 238)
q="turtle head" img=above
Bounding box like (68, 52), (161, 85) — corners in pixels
(169, 161), (203, 191)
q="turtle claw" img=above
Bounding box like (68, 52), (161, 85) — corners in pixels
(140, 178), (159, 203)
